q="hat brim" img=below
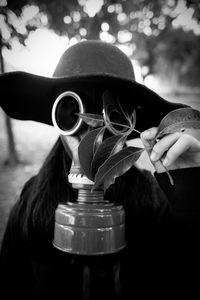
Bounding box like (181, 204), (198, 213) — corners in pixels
(0, 71), (186, 132)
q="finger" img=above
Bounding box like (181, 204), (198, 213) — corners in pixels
(162, 134), (200, 167)
(141, 127), (166, 173)
(150, 132), (181, 163)
(140, 127), (158, 154)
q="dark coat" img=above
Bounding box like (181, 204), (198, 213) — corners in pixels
(0, 166), (200, 300)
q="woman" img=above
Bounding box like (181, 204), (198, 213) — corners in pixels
(0, 40), (200, 300)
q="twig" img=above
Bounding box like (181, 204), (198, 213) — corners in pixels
(109, 122), (141, 135)
(160, 159), (174, 186)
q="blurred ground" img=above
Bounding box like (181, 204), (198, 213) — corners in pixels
(0, 110), (58, 245)
(0, 92), (200, 247)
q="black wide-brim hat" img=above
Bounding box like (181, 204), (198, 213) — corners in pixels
(0, 40), (184, 132)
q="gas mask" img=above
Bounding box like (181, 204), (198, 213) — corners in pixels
(51, 91), (126, 255)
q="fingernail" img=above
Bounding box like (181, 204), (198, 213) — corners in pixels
(141, 130), (151, 138)
(163, 158), (169, 167)
(150, 151), (157, 161)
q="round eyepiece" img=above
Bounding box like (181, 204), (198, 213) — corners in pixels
(52, 91), (84, 135)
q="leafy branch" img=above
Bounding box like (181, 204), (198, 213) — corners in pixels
(78, 107), (200, 192)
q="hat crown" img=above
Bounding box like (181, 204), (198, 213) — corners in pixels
(53, 40), (135, 81)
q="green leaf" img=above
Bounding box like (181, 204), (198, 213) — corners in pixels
(151, 107), (200, 186)
(127, 109), (136, 128)
(110, 135), (127, 156)
(92, 146), (144, 192)
(91, 134), (125, 178)
(78, 128), (103, 180)
(93, 126), (106, 155)
(78, 113), (104, 127)
(156, 107), (200, 139)
(130, 109), (137, 126)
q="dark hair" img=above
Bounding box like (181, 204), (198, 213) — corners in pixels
(10, 137), (166, 246)
(10, 138), (76, 241)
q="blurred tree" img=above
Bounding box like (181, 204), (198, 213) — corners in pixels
(145, 28), (200, 88)
(186, 0), (200, 21)
(0, 34), (19, 165)
(2, 0), (200, 74)
(0, 0), (200, 164)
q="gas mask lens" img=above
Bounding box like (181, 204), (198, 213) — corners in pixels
(52, 91), (84, 135)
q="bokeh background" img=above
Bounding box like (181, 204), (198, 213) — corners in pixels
(0, 0), (200, 246)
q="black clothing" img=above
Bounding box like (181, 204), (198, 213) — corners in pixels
(0, 167), (200, 300)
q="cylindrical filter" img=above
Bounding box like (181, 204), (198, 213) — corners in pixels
(53, 201), (126, 255)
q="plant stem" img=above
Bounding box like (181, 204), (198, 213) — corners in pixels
(109, 122), (141, 135)
(160, 159), (174, 186)
(131, 128), (141, 134)
(108, 121), (130, 129)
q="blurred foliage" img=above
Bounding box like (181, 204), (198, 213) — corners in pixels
(186, 0), (200, 21)
(145, 28), (200, 87)
(0, 0), (200, 86)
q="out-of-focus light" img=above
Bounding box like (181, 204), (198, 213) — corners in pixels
(63, 16), (72, 24)
(135, 11), (142, 18)
(7, 5), (44, 37)
(72, 11), (81, 22)
(40, 14), (48, 26)
(115, 4), (122, 14)
(117, 30), (132, 43)
(130, 12), (135, 19)
(100, 31), (115, 43)
(3, 28), (69, 76)
(0, 15), (11, 40)
(152, 17), (159, 24)
(168, 0), (175, 7)
(146, 10), (154, 19)
(107, 5), (115, 13)
(117, 44), (135, 58)
(172, 6), (200, 35)
(101, 22), (109, 31)
(158, 22), (165, 30)
(117, 12), (127, 24)
(22, 5), (39, 22)
(83, 0), (104, 17)
(131, 60), (143, 83)
(16, 24), (26, 35)
(130, 24), (137, 31)
(173, 0), (186, 15)
(144, 75), (161, 92)
(0, 0), (7, 7)
(141, 66), (149, 77)
(80, 27), (87, 36)
(7, 10), (20, 27)
(144, 19), (151, 27)
(143, 27), (152, 36)
(78, 0), (85, 5)
(138, 21), (144, 30)
(69, 36), (78, 45)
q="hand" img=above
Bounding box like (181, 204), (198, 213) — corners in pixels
(140, 127), (200, 173)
